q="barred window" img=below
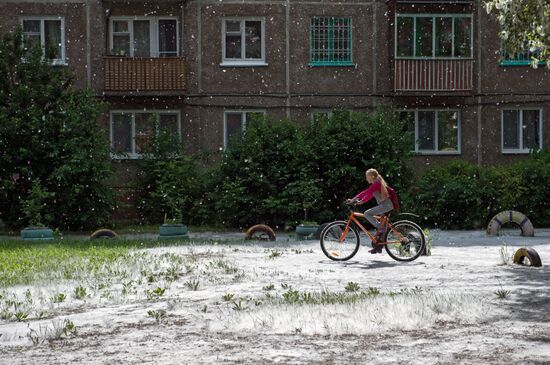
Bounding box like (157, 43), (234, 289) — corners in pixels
(310, 17), (353, 66)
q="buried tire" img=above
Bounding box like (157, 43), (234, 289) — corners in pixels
(513, 247), (542, 267)
(90, 229), (118, 239)
(245, 224), (276, 241)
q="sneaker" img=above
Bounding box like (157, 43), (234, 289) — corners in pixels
(374, 227), (387, 242)
(368, 245), (383, 254)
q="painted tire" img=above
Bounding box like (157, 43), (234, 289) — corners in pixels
(21, 227), (54, 240)
(513, 247), (542, 267)
(90, 228), (118, 239)
(295, 225), (319, 240)
(159, 224), (188, 239)
(487, 210), (534, 237)
(245, 224), (276, 241)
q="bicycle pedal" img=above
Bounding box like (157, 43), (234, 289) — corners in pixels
(330, 251), (340, 257)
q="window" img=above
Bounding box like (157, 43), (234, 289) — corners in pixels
(109, 17), (179, 57)
(311, 109), (352, 123)
(396, 14), (472, 59)
(110, 111), (181, 158)
(223, 110), (266, 148)
(400, 110), (460, 154)
(501, 48), (545, 66)
(502, 109), (543, 153)
(222, 19), (265, 66)
(21, 17), (65, 64)
(310, 17), (353, 66)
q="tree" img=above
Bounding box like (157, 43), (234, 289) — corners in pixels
(0, 28), (116, 229)
(485, 0), (550, 67)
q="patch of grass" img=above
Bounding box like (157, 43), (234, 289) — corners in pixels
(268, 250), (282, 259)
(495, 288), (511, 299)
(147, 309), (167, 323)
(0, 238), (212, 288)
(185, 279), (200, 291)
(345, 282), (360, 292)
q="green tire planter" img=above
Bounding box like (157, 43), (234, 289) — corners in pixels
(159, 224), (188, 240)
(21, 227), (54, 241)
(295, 224), (319, 241)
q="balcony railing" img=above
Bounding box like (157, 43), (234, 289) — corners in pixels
(104, 56), (186, 92)
(394, 59), (473, 91)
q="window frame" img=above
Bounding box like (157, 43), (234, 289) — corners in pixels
(223, 110), (267, 149)
(221, 18), (267, 67)
(394, 13), (473, 60)
(109, 110), (182, 159)
(109, 16), (180, 58)
(501, 108), (543, 154)
(20, 16), (66, 65)
(400, 109), (462, 155)
(309, 16), (354, 67)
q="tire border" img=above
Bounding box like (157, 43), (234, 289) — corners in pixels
(487, 210), (535, 237)
(512, 247), (542, 267)
(245, 224), (276, 241)
(90, 228), (118, 239)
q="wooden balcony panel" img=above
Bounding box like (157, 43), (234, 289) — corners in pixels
(394, 59), (473, 92)
(104, 57), (186, 93)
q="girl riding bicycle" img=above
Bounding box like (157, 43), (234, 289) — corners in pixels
(346, 168), (399, 253)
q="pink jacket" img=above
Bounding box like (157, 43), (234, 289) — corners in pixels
(354, 179), (398, 207)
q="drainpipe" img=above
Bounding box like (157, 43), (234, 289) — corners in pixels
(285, 0), (290, 119)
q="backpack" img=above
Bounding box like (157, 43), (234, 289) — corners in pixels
(387, 186), (400, 212)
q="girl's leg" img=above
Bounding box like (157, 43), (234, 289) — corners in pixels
(364, 200), (394, 229)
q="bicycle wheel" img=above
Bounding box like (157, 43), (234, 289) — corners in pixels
(384, 220), (425, 262)
(320, 221), (360, 261)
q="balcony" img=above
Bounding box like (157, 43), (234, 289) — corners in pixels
(394, 59), (473, 92)
(104, 57), (186, 93)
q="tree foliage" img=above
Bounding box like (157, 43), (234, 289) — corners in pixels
(485, 0), (550, 67)
(0, 28), (116, 229)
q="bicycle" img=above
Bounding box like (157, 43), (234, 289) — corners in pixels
(319, 202), (426, 262)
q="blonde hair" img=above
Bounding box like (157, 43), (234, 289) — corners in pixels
(366, 168), (389, 200)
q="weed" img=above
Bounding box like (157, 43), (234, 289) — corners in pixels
(263, 283), (275, 291)
(495, 288), (511, 299)
(498, 244), (512, 266)
(345, 282), (360, 292)
(147, 309), (167, 323)
(222, 293), (235, 302)
(200, 305), (208, 313)
(282, 289), (300, 304)
(74, 286), (87, 300)
(185, 279), (200, 291)
(15, 311), (29, 322)
(51, 293), (66, 303)
(268, 250), (282, 259)
(423, 228), (432, 256)
(281, 283), (291, 290)
(145, 287), (166, 300)
(232, 298), (247, 311)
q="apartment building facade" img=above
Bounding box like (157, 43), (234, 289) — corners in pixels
(1, 0), (549, 173)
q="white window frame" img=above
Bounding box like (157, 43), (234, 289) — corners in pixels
(394, 14), (474, 60)
(501, 109), (543, 154)
(109, 17), (180, 58)
(20, 16), (66, 65)
(400, 109), (461, 155)
(221, 18), (267, 67)
(109, 110), (181, 159)
(223, 110), (267, 149)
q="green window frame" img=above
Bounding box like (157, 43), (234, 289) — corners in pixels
(395, 14), (473, 59)
(500, 48), (545, 66)
(309, 17), (353, 66)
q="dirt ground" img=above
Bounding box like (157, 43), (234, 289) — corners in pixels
(1, 229), (549, 364)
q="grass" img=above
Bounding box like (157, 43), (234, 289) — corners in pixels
(0, 238), (208, 288)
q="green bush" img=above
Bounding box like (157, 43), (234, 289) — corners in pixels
(411, 160), (499, 229)
(0, 29), (116, 230)
(212, 108), (413, 228)
(214, 117), (310, 228)
(494, 150), (550, 227)
(135, 123), (203, 225)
